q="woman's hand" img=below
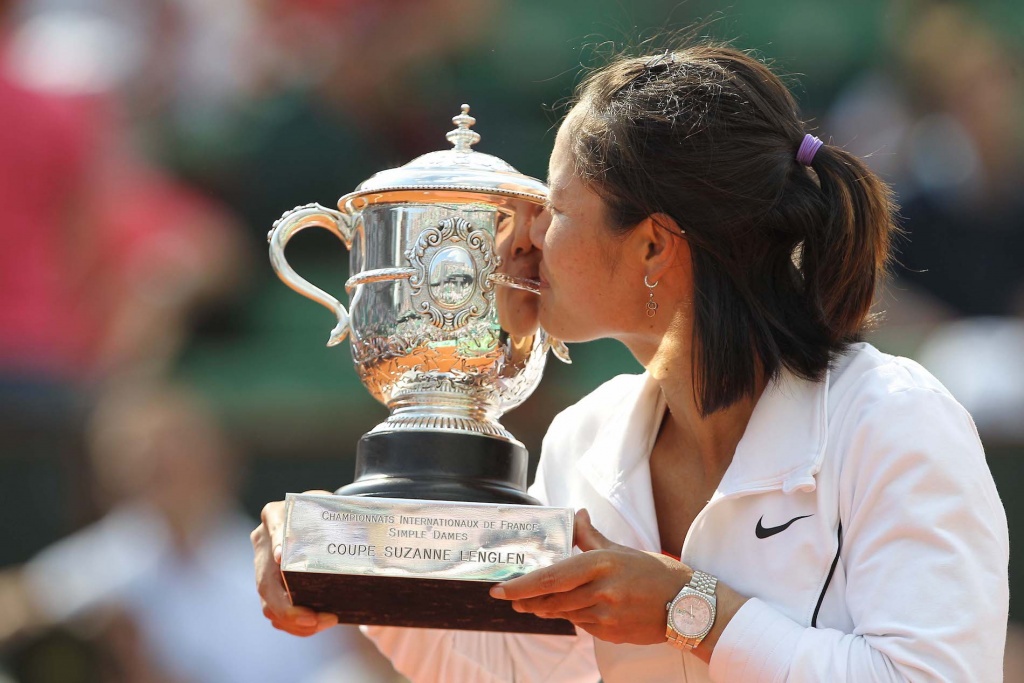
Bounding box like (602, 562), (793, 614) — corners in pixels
(251, 494), (339, 636)
(489, 509), (688, 645)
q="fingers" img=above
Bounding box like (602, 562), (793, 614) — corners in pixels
(490, 510), (694, 647)
(523, 601), (653, 646)
(491, 550), (610, 601)
(573, 509), (618, 552)
(253, 520), (292, 620)
(509, 580), (605, 615)
(269, 609), (339, 637)
(491, 511), (624, 601)
(252, 497), (338, 636)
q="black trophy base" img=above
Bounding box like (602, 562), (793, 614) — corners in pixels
(337, 431), (539, 505)
(283, 571), (576, 635)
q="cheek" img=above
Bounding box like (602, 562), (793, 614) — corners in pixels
(544, 221), (579, 270)
(541, 217), (563, 251)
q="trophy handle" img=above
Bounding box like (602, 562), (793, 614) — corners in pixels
(540, 328), (572, 364)
(268, 203), (354, 347)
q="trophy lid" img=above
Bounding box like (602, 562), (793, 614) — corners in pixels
(341, 105), (548, 206)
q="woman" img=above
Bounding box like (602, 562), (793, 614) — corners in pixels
(252, 43), (1009, 682)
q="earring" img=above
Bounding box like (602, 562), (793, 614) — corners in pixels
(644, 275), (659, 317)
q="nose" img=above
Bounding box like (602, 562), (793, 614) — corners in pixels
(529, 207), (550, 251)
(510, 205), (539, 257)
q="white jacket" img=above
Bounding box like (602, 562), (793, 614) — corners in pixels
(365, 343), (1009, 682)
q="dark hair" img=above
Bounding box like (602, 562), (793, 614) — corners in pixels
(568, 43), (898, 416)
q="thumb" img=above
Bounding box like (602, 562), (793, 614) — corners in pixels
(574, 509), (617, 552)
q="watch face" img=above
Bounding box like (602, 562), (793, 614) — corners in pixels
(671, 594), (713, 636)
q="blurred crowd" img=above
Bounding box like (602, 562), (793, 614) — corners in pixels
(827, 2), (1024, 445)
(0, 384), (398, 682)
(0, 0), (1021, 681)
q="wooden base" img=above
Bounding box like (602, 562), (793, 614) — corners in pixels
(283, 570), (576, 635)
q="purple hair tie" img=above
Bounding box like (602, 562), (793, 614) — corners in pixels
(796, 134), (824, 166)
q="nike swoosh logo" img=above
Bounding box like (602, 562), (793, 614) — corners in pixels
(756, 514), (813, 539)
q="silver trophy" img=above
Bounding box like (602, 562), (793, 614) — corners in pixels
(267, 106), (574, 634)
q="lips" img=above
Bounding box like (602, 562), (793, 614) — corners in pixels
(497, 259), (542, 291)
(537, 265), (550, 289)
(507, 254), (545, 289)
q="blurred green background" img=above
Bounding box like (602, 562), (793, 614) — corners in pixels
(2, 0), (1023, 681)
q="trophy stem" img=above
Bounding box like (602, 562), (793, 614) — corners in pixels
(337, 431), (539, 505)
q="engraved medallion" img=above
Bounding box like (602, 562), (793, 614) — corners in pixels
(407, 217), (498, 330)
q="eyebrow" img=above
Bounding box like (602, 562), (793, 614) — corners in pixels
(546, 186), (559, 207)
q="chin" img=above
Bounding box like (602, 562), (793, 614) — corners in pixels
(538, 309), (595, 344)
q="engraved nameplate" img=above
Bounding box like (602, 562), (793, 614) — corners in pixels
(281, 494), (574, 582)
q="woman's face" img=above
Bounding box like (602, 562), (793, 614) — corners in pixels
(530, 114), (637, 343)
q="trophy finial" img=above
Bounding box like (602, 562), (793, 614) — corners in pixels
(446, 104), (481, 152)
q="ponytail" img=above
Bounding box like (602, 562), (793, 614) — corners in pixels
(802, 145), (898, 344)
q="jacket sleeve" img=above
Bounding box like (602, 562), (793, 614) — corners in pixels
(361, 468), (600, 683)
(709, 387), (1010, 682)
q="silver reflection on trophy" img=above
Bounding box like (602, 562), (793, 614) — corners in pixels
(268, 104), (568, 447)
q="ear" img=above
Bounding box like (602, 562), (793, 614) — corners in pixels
(633, 212), (687, 281)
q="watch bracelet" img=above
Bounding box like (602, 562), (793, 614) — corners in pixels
(689, 570), (718, 596)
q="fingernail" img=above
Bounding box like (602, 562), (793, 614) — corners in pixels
(295, 615), (317, 627)
(273, 545), (282, 563)
(490, 585), (506, 599)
